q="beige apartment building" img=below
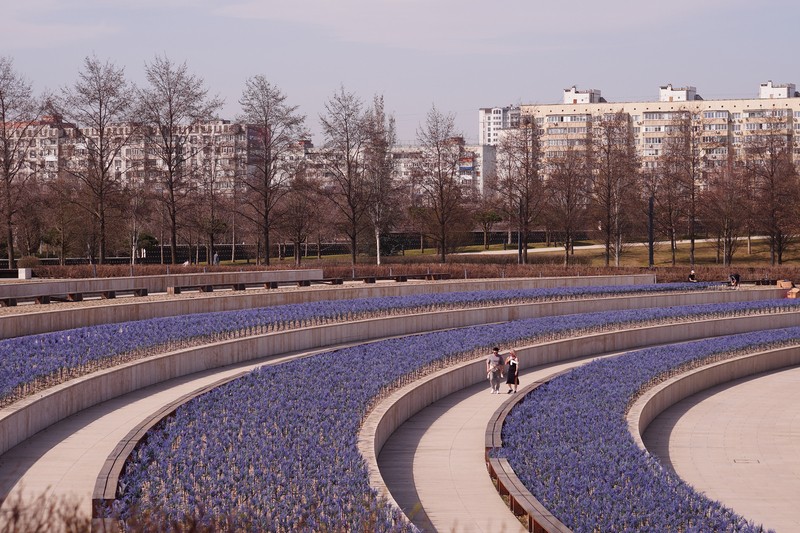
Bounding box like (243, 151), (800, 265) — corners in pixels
(14, 115), (488, 200)
(515, 81), (800, 171)
(12, 116), (250, 195)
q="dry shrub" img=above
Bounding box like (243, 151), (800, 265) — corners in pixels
(16, 256), (40, 269)
(0, 490), (91, 533)
(28, 259), (800, 285)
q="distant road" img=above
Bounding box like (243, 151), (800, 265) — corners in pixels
(457, 237), (765, 256)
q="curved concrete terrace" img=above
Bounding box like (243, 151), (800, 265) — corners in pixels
(0, 285), (789, 530)
(369, 313), (800, 532)
(1, 288), (781, 457)
(0, 270), (323, 300)
(0, 274), (656, 338)
(636, 356), (800, 532)
(1, 309), (789, 529)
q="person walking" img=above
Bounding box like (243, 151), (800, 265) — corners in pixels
(505, 349), (520, 393)
(486, 347), (504, 394)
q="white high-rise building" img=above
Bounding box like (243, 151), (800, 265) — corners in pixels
(759, 80), (798, 99)
(659, 84), (699, 102)
(563, 86), (604, 104)
(478, 106), (520, 146)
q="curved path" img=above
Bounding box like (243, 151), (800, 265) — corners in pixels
(0, 345), (337, 520)
(1, 296), (795, 530)
(642, 365), (800, 533)
(378, 355), (606, 532)
(381, 355), (800, 532)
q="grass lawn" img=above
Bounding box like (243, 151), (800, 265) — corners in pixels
(536, 239), (792, 268)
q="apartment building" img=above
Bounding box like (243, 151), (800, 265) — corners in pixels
(478, 105), (520, 146)
(514, 81), (800, 172)
(390, 139), (493, 199)
(9, 115), (250, 196)
(11, 113), (510, 206)
(9, 115), (80, 183)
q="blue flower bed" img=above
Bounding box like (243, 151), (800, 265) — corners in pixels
(113, 300), (793, 531)
(0, 283), (716, 404)
(498, 328), (800, 532)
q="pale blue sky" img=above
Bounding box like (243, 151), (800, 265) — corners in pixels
(2, 0), (797, 145)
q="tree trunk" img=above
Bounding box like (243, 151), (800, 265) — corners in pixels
(439, 224), (446, 263)
(4, 184), (15, 269)
(262, 192), (271, 266)
(98, 199), (106, 265)
(375, 228), (382, 265)
(5, 216), (15, 270)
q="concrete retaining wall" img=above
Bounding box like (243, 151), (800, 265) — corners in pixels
(0, 269), (323, 299)
(628, 346), (800, 451)
(0, 274), (658, 339)
(0, 287), (765, 458)
(358, 310), (800, 514)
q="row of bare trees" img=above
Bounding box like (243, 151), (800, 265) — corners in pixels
(492, 109), (800, 267)
(0, 54), (226, 267)
(2, 53), (799, 268)
(0, 54), (482, 267)
(493, 112), (639, 267)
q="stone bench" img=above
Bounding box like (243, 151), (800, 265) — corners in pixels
(167, 283), (245, 295)
(1, 286), (148, 307)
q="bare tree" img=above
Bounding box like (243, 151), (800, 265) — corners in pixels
(56, 55), (139, 263)
(744, 118), (799, 264)
(546, 145), (590, 267)
(661, 109), (711, 267)
(137, 55), (222, 263)
(189, 139), (228, 264)
(363, 95), (398, 265)
(473, 199), (502, 250)
(0, 56), (46, 268)
(496, 117), (545, 264)
(416, 106), (464, 263)
(277, 174), (322, 266)
(650, 154), (686, 266)
(700, 162), (746, 266)
(14, 178), (46, 257)
(42, 176), (83, 264)
(319, 86), (371, 265)
(590, 111), (640, 266)
(238, 75), (306, 265)
(121, 181), (153, 267)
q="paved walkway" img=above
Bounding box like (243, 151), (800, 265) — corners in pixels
(643, 365), (800, 533)
(382, 357), (800, 532)
(455, 237), (758, 256)
(378, 356), (602, 533)
(3, 343), (798, 532)
(0, 349), (309, 520)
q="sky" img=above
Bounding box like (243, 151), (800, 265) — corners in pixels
(2, 0), (798, 145)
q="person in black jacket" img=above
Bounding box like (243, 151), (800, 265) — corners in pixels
(505, 349), (520, 393)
